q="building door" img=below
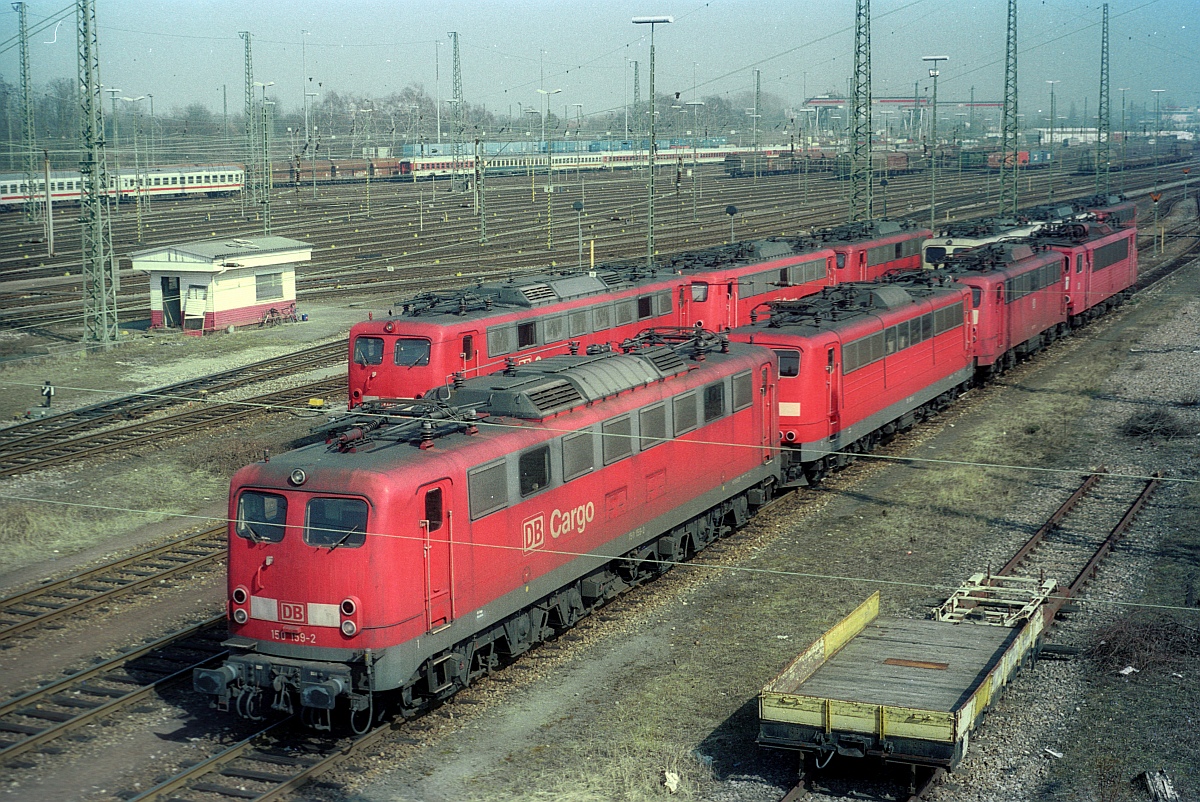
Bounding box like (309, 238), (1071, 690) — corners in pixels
(419, 479), (454, 632)
(161, 277), (181, 328)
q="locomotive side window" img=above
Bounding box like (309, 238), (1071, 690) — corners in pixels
(1076, 254), (1084, 274)
(544, 315), (566, 343)
(304, 497), (368, 548)
(424, 488), (443, 532)
(569, 310), (590, 337)
(517, 321), (537, 349)
(562, 432), (595, 481)
(703, 382), (725, 423)
(393, 338), (431, 366)
(353, 337), (385, 365)
(772, 348), (801, 376)
(884, 328), (897, 355)
(469, 461), (508, 519)
(637, 296), (654, 319)
(236, 491), (288, 542)
(732, 371), (753, 411)
(615, 299), (636, 326)
(673, 392), (698, 435)
(602, 416), (633, 464)
(639, 404), (667, 450)
(656, 291), (673, 315)
(594, 304), (614, 330)
(488, 326), (514, 356)
(519, 446), (551, 497)
(462, 335), (475, 360)
(690, 283), (709, 302)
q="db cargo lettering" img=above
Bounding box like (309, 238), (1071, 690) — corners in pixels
(550, 502), (595, 538)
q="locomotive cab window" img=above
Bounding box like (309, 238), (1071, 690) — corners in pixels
(519, 446), (551, 497)
(353, 336), (385, 365)
(690, 283), (709, 302)
(836, 253), (847, 269)
(236, 491), (288, 542)
(461, 335), (475, 361)
(775, 350), (800, 377)
(305, 497), (368, 548)
(393, 338), (431, 366)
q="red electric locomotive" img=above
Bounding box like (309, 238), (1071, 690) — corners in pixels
(195, 333), (780, 728)
(728, 283), (973, 485)
(801, 220), (931, 282)
(1023, 220), (1138, 325)
(347, 240), (837, 408)
(1074, 193), (1138, 227)
(902, 242), (1070, 378)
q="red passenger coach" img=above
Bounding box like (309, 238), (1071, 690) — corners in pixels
(728, 284), (973, 485)
(195, 335), (780, 727)
(348, 240), (838, 407)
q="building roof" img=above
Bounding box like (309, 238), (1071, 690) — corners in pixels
(132, 236), (312, 273)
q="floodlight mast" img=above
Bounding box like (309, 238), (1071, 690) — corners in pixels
(632, 15), (674, 271)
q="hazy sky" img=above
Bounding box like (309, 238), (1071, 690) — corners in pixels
(2, 0), (1197, 125)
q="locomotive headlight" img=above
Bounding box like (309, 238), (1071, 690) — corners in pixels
(289, 469), (307, 486)
(340, 597), (358, 616)
(233, 608), (249, 624)
(232, 586), (248, 605)
(340, 619), (358, 636)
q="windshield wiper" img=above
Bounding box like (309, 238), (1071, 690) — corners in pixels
(327, 526), (359, 552)
(242, 523), (268, 543)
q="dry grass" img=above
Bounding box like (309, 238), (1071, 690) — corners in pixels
(0, 462), (226, 571)
(1119, 408), (1197, 440)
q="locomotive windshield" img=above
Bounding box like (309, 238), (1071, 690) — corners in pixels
(353, 336), (385, 365)
(305, 497), (369, 549)
(235, 491), (288, 542)
(393, 338), (431, 367)
(774, 350), (800, 377)
(924, 246), (948, 264)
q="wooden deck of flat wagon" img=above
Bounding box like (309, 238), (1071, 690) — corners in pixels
(758, 575), (1054, 769)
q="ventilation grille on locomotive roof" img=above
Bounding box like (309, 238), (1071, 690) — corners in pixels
(644, 349), (687, 374)
(527, 381), (584, 413)
(520, 284), (557, 304)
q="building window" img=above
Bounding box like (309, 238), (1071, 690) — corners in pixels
(256, 272), (284, 302)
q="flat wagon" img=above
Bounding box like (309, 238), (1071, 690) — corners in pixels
(758, 575), (1052, 769)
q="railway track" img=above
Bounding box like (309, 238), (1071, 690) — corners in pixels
(0, 340), (346, 456)
(0, 526), (225, 643)
(0, 616), (226, 761)
(4, 159), (1193, 334)
(0, 376), (346, 479)
(993, 469), (1163, 621)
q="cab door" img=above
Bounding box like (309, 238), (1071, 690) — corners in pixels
(826, 345), (841, 431)
(418, 479), (454, 632)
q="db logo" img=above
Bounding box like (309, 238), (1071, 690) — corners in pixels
(522, 513), (546, 553)
(280, 602), (306, 624)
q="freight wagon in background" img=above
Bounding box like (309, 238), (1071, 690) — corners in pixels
(986, 150), (1053, 169)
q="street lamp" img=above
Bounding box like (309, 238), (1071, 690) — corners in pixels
(1117, 88), (1130, 192)
(1046, 80), (1059, 202)
(572, 200), (584, 270)
(306, 92), (319, 197)
(922, 55), (948, 230)
(633, 14), (673, 271)
(1151, 89), (1165, 183)
(536, 88), (561, 152)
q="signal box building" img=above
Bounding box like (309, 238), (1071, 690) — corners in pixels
(133, 236), (312, 334)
